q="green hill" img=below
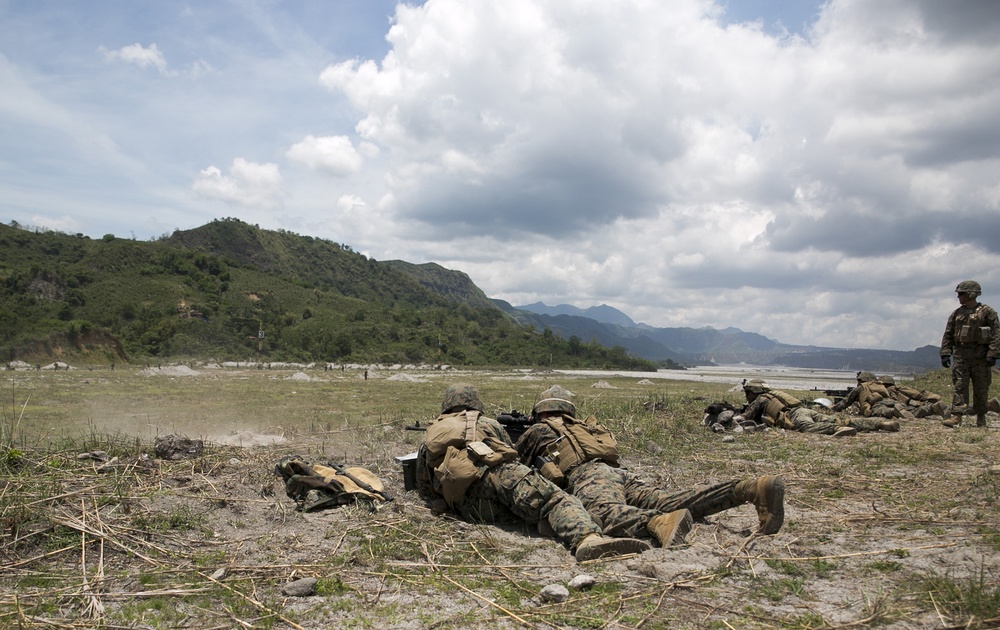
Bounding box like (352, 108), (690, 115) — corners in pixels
(0, 219), (656, 370)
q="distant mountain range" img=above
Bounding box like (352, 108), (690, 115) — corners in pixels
(502, 301), (941, 373)
(1, 217), (942, 373)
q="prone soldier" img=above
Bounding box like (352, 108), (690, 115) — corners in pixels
(415, 383), (650, 561)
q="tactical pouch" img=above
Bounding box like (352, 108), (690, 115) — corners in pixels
(959, 325), (973, 343)
(979, 327), (992, 343)
(435, 445), (483, 507)
(535, 455), (565, 486)
(467, 441), (506, 466)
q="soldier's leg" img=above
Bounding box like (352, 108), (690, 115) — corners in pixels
(944, 358), (972, 427)
(455, 477), (518, 524)
(617, 466), (741, 521)
(843, 415), (891, 432)
(788, 408), (840, 434)
(989, 397), (1000, 414)
(971, 360), (992, 426)
(567, 462), (658, 539)
(489, 462), (601, 550)
(951, 359), (972, 416)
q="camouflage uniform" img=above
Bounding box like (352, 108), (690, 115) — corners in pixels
(742, 390), (886, 434)
(940, 281), (1000, 426)
(879, 375), (944, 418)
(832, 374), (915, 420)
(518, 421), (751, 539)
(416, 384), (603, 552)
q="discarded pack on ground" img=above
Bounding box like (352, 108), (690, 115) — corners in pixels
(275, 455), (392, 512)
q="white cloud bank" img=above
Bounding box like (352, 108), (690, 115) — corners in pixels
(4, 0), (1000, 352)
(307, 0), (1000, 350)
(192, 158), (283, 210)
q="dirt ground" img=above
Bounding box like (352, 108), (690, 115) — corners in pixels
(3, 366), (1000, 629)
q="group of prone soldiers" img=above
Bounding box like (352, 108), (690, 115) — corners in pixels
(416, 383), (785, 562)
(706, 371), (957, 437)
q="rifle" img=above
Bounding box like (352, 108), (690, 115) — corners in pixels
(497, 410), (534, 443)
(330, 462), (393, 502)
(819, 388), (852, 401)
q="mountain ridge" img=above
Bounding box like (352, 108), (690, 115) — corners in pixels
(511, 301), (940, 372)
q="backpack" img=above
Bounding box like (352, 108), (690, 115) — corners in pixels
(543, 415), (619, 474)
(423, 410), (517, 507)
(275, 456), (391, 512)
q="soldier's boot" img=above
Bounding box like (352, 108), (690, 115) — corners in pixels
(977, 414), (987, 428)
(989, 398), (1000, 414)
(734, 476), (785, 535)
(942, 415), (962, 428)
(879, 420), (900, 432)
(833, 426), (857, 437)
(646, 509), (693, 548)
(574, 534), (651, 562)
(916, 401), (946, 418)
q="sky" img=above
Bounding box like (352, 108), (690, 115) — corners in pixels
(3, 0), (1000, 352)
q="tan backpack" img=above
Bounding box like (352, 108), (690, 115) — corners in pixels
(275, 456), (391, 512)
(543, 415), (619, 474)
(423, 410), (516, 507)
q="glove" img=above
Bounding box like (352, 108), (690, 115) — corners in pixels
(941, 356), (951, 368)
(988, 358), (997, 367)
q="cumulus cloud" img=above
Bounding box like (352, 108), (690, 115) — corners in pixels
(101, 43), (168, 73)
(308, 0), (1000, 349)
(192, 158), (283, 210)
(7, 0), (1000, 351)
(287, 135), (365, 176)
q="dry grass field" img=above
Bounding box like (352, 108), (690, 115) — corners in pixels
(2, 364), (1000, 629)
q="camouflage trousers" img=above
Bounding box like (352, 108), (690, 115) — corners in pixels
(868, 401), (916, 420)
(454, 461), (600, 551)
(951, 351), (993, 417)
(788, 408), (883, 433)
(566, 461), (742, 539)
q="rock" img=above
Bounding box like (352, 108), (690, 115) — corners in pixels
(95, 457), (120, 472)
(540, 584), (569, 603)
(282, 577), (318, 597)
(154, 434), (204, 460)
(721, 435), (736, 443)
(210, 567), (227, 581)
(568, 575), (595, 591)
(78, 450), (109, 461)
(645, 440), (663, 454)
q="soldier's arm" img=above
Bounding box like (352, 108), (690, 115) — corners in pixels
(941, 310), (958, 357)
(515, 423), (554, 465)
(986, 306), (1000, 359)
(740, 397), (765, 423)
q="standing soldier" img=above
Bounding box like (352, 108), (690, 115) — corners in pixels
(940, 280), (1000, 428)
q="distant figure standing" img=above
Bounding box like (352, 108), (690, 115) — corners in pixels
(941, 280), (1000, 428)
(363, 369), (368, 381)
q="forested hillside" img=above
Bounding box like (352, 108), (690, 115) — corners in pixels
(0, 219), (656, 370)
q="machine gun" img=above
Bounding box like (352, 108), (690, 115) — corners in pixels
(497, 410), (534, 443)
(815, 387), (853, 403)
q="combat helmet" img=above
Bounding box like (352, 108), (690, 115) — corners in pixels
(441, 383), (485, 414)
(533, 397), (576, 417)
(856, 371), (877, 383)
(532, 384), (577, 417)
(877, 374), (896, 385)
(955, 280), (982, 297)
(742, 379), (769, 395)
